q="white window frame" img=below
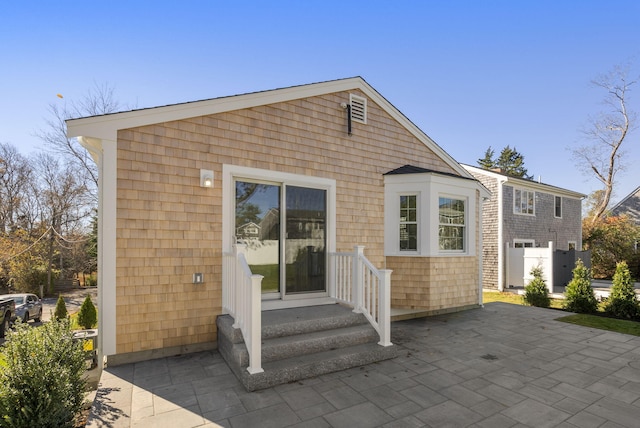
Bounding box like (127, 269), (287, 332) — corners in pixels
(384, 172), (477, 257)
(514, 188), (535, 216)
(554, 195), (562, 218)
(513, 239), (535, 248)
(399, 194), (419, 252)
(438, 195), (467, 253)
(568, 241), (577, 251)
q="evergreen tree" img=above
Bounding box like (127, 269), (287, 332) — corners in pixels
(496, 146), (530, 178)
(477, 145), (530, 178)
(54, 294), (68, 320)
(77, 295), (98, 329)
(524, 265), (550, 308)
(564, 259), (598, 314)
(605, 261), (640, 319)
(477, 147), (496, 169)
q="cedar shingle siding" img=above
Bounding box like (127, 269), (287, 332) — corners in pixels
(114, 90), (472, 355)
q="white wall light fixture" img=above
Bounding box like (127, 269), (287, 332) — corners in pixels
(200, 169), (214, 188)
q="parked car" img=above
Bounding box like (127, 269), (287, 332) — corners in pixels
(0, 294), (42, 323)
(0, 296), (15, 337)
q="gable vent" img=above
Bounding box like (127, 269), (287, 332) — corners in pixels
(349, 94), (367, 124)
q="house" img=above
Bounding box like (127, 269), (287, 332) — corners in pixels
(66, 77), (490, 388)
(611, 186), (640, 224)
(463, 165), (585, 291)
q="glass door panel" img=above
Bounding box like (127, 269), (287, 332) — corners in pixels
(235, 181), (281, 295)
(285, 186), (326, 294)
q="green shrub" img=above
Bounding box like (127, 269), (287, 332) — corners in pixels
(0, 319), (86, 427)
(605, 261), (640, 319)
(524, 265), (550, 308)
(77, 295), (97, 329)
(54, 295), (68, 320)
(564, 259), (598, 314)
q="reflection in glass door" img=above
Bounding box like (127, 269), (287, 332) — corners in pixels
(235, 181), (281, 296)
(235, 180), (327, 298)
(285, 186), (326, 294)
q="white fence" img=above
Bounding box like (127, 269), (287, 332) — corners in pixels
(506, 241), (555, 292)
(506, 241), (591, 292)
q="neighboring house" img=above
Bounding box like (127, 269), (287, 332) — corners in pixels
(611, 186), (640, 224)
(66, 77), (489, 376)
(463, 165), (585, 291)
(236, 222), (261, 240)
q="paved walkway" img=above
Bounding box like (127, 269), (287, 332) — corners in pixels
(86, 303), (640, 427)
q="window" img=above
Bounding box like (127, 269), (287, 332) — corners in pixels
(384, 171), (480, 257)
(514, 188), (535, 215)
(399, 195), (417, 251)
(439, 197), (465, 251)
(555, 196), (562, 218)
(514, 239), (534, 248)
(568, 241), (577, 250)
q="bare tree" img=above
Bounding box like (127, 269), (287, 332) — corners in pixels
(0, 143), (32, 233)
(36, 82), (124, 195)
(571, 64), (638, 223)
(34, 153), (92, 293)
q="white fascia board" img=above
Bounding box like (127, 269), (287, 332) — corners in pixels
(66, 78), (367, 140)
(67, 77), (474, 182)
(462, 164), (584, 199)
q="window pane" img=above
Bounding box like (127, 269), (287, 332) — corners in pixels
(399, 195), (417, 251)
(439, 226), (464, 250)
(438, 197), (465, 251)
(400, 224), (417, 250)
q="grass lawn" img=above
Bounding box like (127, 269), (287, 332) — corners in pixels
(483, 291), (564, 309)
(483, 291), (640, 336)
(556, 314), (640, 336)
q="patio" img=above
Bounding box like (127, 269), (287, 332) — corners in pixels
(86, 302), (640, 427)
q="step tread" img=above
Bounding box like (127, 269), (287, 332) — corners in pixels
(261, 305), (367, 339)
(261, 342), (394, 371)
(263, 324), (376, 348)
(241, 342), (397, 390)
(261, 324), (379, 362)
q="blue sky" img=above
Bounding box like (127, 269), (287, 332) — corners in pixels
(2, 1), (639, 204)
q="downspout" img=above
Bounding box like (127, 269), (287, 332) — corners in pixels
(479, 195), (486, 307)
(497, 177), (507, 291)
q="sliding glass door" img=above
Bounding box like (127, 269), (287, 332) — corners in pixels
(235, 180), (326, 299)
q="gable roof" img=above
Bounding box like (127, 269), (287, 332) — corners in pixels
(462, 164), (585, 199)
(610, 186), (640, 222)
(66, 77), (474, 180)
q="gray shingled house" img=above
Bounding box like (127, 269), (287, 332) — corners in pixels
(463, 165), (585, 291)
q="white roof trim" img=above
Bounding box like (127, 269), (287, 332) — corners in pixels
(67, 77), (472, 178)
(463, 164), (585, 199)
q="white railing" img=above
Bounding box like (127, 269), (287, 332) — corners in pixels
(222, 243), (264, 374)
(330, 246), (393, 347)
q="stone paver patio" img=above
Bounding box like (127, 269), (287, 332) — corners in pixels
(86, 302), (640, 427)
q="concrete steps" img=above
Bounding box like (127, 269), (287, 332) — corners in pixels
(217, 304), (397, 391)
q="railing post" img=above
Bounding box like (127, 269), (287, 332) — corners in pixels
(328, 252), (336, 299)
(378, 269), (393, 347)
(233, 243), (247, 329)
(247, 274), (264, 374)
(352, 245), (365, 313)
